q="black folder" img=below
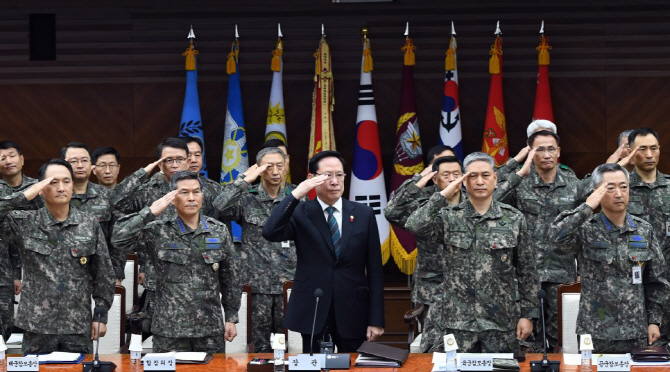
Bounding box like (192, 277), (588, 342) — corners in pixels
(355, 341), (409, 367)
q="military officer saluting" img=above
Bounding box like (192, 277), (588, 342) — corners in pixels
(0, 159), (115, 354)
(112, 171), (241, 353)
(406, 152), (539, 353)
(550, 163), (670, 353)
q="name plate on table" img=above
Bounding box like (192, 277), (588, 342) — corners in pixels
(143, 356), (176, 371)
(597, 356), (631, 371)
(288, 354), (324, 370)
(7, 357), (39, 371)
(458, 355), (493, 371)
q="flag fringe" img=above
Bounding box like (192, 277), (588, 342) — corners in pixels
(389, 228), (417, 275)
(271, 39), (283, 72)
(537, 35), (551, 66)
(381, 235), (391, 265)
(363, 38), (374, 72)
(227, 40), (239, 75)
(394, 163), (424, 176)
(489, 36), (502, 75)
(402, 37), (416, 66)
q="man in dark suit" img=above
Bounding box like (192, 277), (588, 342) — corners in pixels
(263, 150), (385, 352)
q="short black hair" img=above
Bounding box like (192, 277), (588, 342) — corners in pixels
(180, 136), (204, 152)
(527, 130), (561, 147)
(91, 146), (121, 164)
(628, 127), (659, 147)
(169, 170), (202, 191)
(426, 145), (455, 163)
(261, 138), (288, 150)
(38, 158), (74, 181)
(308, 150), (347, 174)
(432, 156), (463, 172)
(0, 141), (21, 155)
(60, 142), (90, 160)
(157, 137), (189, 159)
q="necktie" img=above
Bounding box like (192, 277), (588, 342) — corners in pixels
(326, 206), (342, 257)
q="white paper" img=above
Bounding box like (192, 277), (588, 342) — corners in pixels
(6, 334), (23, 345)
(25, 352), (81, 362)
(563, 353), (583, 365)
(175, 352), (207, 361)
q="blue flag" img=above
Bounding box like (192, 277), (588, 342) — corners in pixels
(179, 35), (209, 177)
(221, 38), (248, 241)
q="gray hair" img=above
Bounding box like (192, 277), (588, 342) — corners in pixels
(256, 147), (287, 164)
(526, 119), (557, 137)
(591, 163), (629, 189)
(463, 152), (495, 171)
(169, 170), (202, 191)
(617, 129), (634, 147)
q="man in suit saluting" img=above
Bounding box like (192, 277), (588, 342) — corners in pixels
(263, 150), (385, 352)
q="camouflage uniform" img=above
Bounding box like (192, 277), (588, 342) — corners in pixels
(110, 169), (222, 331)
(406, 194), (539, 353)
(213, 179), (297, 352)
(384, 174), (465, 305)
(0, 175), (41, 342)
(70, 182), (126, 281)
(495, 167), (587, 349)
(496, 158), (575, 183)
(0, 192), (115, 354)
(550, 203), (669, 353)
(111, 207), (240, 353)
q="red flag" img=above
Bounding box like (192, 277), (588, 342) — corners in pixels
(533, 33), (553, 121)
(481, 34), (508, 166)
(389, 35), (424, 275)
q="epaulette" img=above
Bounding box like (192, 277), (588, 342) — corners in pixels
(246, 188), (259, 194)
(11, 210), (31, 219)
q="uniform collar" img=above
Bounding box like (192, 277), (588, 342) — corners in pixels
(529, 167), (565, 188)
(174, 214), (210, 236)
(629, 169), (668, 188)
(40, 206), (83, 227)
(464, 198), (501, 219)
(598, 212), (637, 234)
(256, 182), (291, 202)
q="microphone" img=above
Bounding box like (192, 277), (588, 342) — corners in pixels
(530, 290), (560, 372)
(83, 306), (116, 372)
(310, 288), (323, 356)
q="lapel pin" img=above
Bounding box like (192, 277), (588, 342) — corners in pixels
(350, 215), (354, 222)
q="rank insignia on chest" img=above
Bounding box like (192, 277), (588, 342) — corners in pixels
(80, 257), (87, 265)
(212, 263), (219, 272)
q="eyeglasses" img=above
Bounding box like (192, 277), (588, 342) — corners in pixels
(67, 158), (90, 165)
(535, 146), (558, 155)
(163, 157), (187, 165)
(95, 163), (119, 170)
(316, 172), (346, 181)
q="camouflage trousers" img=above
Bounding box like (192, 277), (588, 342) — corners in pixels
(153, 334), (224, 353)
(592, 338), (647, 354)
(22, 331), (92, 354)
(534, 282), (560, 350)
(0, 285), (13, 342)
(251, 293), (284, 353)
(421, 324), (517, 353)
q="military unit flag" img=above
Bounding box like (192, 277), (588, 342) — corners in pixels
(178, 26), (209, 177)
(389, 25), (424, 275)
(481, 22), (509, 166)
(533, 21), (554, 122)
(265, 24), (291, 183)
(439, 22), (464, 160)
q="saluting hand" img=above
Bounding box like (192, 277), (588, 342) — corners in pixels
(23, 177), (53, 201)
(617, 146), (639, 168)
(416, 170), (437, 189)
(606, 143), (625, 164)
(144, 157), (166, 174)
(149, 190), (178, 217)
(291, 174), (329, 199)
(243, 163), (269, 184)
(440, 172), (469, 200)
(516, 148), (537, 178)
(585, 182), (608, 210)
(513, 146), (531, 163)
